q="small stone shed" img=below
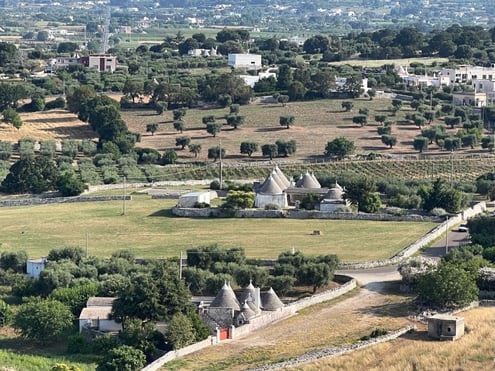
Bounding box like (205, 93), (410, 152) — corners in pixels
(427, 314), (464, 341)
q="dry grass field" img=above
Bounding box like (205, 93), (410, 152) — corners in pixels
(166, 285), (495, 371)
(0, 97), (484, 165)
(303, 306), (495, 371)
(121, 98), (433, 162)
(0, 109), (96, 143)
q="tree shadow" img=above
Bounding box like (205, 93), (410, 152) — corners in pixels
(149, 209), (174, 217)
(357, 300), (414, 318)
(24, 117), (81, 124)
(256, 127), (283, 132)
(337, 125), (359, 129)
(136, 113), (160, 117)
(362, 145), (387, 151)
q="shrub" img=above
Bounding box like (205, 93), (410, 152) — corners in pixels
(361, 328), (388, 341)
(384, 207), (403, 216)
(431, 207), (447, 217)
(210, 180), (221, 190)
(264, 203), (280, 210)
(45, 97), (66, 110)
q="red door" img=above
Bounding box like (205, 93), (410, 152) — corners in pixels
(219, 328), (228, 340)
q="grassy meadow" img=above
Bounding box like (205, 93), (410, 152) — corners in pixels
(0, 194), (436, 261)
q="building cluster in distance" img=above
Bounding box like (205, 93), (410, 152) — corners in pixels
(398, 64), (495, 107)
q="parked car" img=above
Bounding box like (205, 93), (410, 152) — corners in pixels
(458, 224), (469, 232)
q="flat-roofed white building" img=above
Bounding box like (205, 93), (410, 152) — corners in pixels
(228, 54), (262, 70)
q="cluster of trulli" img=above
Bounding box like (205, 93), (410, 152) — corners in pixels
(205, 281), (284, 330)
(254, 167), (348, 211)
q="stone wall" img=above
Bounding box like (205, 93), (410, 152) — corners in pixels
(338, 202), (487, 270)
(249, 325), (416, 370)
(286, 210), (438, 222)
(172, 207), (439, 222)
(86, 179), (213, 193)
(0, 195), (131, 208)
(140, 338), (212, 371)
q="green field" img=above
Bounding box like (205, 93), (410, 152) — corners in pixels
(0, 194), (436, 262)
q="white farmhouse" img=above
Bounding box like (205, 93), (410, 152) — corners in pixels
(78, 297), (122, 333)
(239, 71), (277, 88)
(228, 54), (262, 70)
(441, 65), (495, 84)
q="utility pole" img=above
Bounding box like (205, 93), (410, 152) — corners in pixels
(85, 232), (89, 258)
(219, 140), (223, 189)
(179, 251), (183, 280)
(445, 216), (449, 255)
(122, 176), (126, 215)
(450, 150), (454, 188)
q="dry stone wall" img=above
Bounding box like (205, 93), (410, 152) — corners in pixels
(248, 325), (416, 370)
(0, 195), (131, 207)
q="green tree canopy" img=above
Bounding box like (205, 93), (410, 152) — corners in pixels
(240, 141), (259, 157)
(261, 144), (278, 160)
(1, 156), (58, 194)
(418, 178), (464, 213)
(167, 313), (196, 350)
(324, 137), (355, 160)
(14, 299), (73, 343)
(415, 260), (479, 308)
(96, 345), (146, 371)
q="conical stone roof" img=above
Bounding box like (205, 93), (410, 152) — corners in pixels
(210, 282), (241, 311)
(324, 185), (343, 200)
(261, 287), (284, 311)
(296, 171), (321, 189)
(247, 298), (261, 314)
(274, 166), (290, 188)
(259, 175), (284, 195)
(241, 302), (257, 320)
(310, 172), (321, 188)
(240, 281), (256, 304)
(270, 170), (288, 191)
